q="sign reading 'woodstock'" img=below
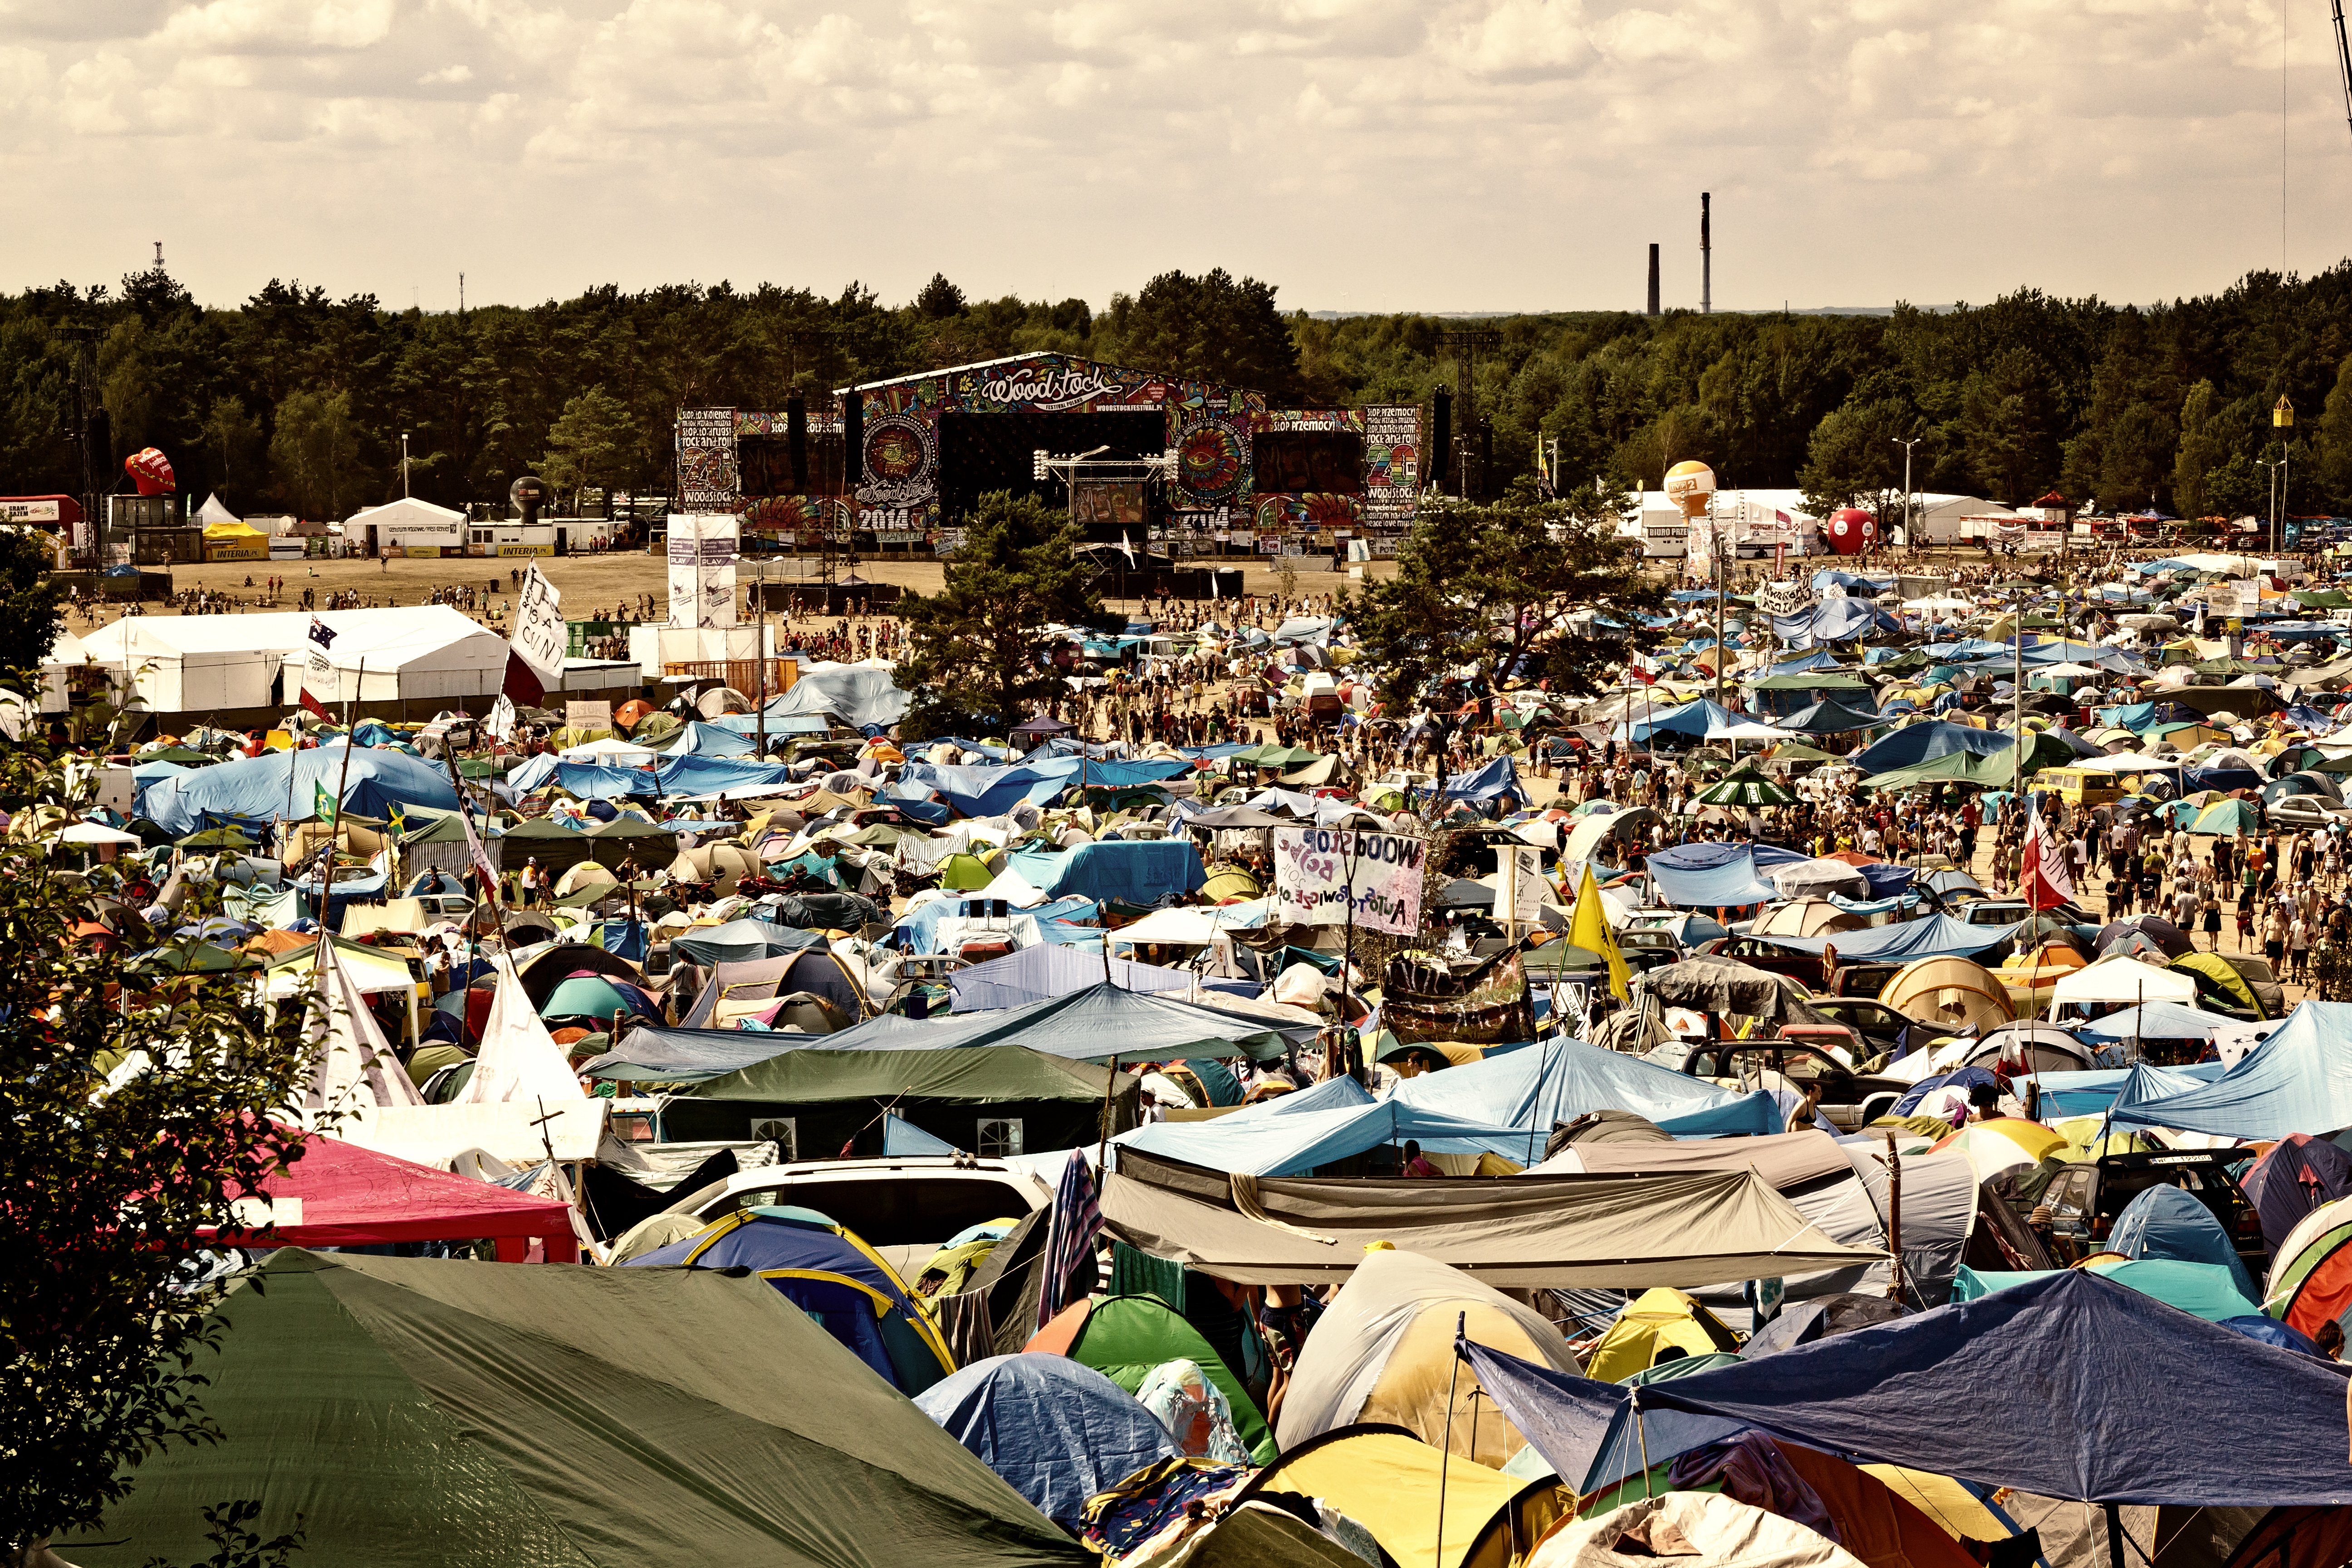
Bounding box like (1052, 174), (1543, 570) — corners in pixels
(1271, 826), (1427, 935)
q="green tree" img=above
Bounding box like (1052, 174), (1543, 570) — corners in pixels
(1798, 397), (1914, 523)
(0, 747), (310, 1565)
(913, 273), (967, 318)
(0, 531), (64, 681)
(2206, 451), (2269, 519)
(1348, 478), (1665, 710)
(896, 491), (1102, 737)
(267, 388), (359, 519)
(2316, 356), (2352, 509)
(197, 396), (266, 508)
(538, 385), (635, 507)
(1959, 348), (2059, 504)
(1110, 269), (1301, 400)
(2174, 379), (2225, 518)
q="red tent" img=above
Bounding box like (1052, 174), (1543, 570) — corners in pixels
(200, 1130), (578, 1263)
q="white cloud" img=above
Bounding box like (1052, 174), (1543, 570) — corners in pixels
(1, 0), (2347, 312)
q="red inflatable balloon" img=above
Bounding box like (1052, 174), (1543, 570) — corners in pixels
(125, 447), (176, 496)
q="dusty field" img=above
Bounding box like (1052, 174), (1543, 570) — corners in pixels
(74, 551), (1389, 633)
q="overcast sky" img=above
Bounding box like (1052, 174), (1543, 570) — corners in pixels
(5, 0), (2348, 314)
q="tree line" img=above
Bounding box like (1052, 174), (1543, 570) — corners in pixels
(5, 259), (2352, 522)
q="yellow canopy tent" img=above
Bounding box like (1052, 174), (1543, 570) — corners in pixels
(1585, 1287), (1742, 1382)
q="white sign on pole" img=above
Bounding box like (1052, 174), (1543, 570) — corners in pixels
(509, 564), (566, 692)
(1270, 826), (1427, 936)
(666, 514), (739, 629)
(1497, 844), (1548, 926)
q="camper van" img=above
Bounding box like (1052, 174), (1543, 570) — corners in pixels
(2038, 767), (2122, 808)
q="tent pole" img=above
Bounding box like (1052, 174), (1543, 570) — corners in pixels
(1632, 1386), (1653, 1498)
(1435, 1312), (1464, 1568)
(2105, 1503), (2129, 1568)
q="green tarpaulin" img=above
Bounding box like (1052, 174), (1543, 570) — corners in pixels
(691, 1044), (1117, 1105)
(1861, 733), (2071, 791)
(71, 1250), (1087, 1568)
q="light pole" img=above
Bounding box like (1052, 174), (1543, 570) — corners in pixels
(1894, 438), (1919, 553)
(2260, 457), (2283, 566)
(2273, 396), (2295, 558)
(401, 432), (411, 498)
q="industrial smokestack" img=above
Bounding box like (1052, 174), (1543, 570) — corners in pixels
(1700, 193), (1712, 315)
(1647, 245), (1660, 317)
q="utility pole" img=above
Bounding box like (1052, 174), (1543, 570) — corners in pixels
(401, 432), (412, 498)
(1895, 437), (1920, 548)
(1700, 192), (1712, 316)
(1439, 330), (1499, 500)
(2274, 395), (2295, 556)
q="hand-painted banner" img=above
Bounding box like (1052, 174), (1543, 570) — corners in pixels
(1271, 826), (1426, 935)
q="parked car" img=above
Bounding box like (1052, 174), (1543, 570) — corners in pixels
(2218, 953), (2289, 1018)
(1806, 997), (1922, 1061)
(1676, 1034), (1911, 1132)
(1694, 934), (1828, 991)
(660, 1156), (1053, 1279)
(2034, 1149), (2266, 1274)
(1616, 929), (1684, 975)
(2265, 795), (2351, 830)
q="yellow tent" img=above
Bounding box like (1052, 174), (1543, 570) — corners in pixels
(1238, 1429), (1570, 1568)
(1585, 1288), (1742, 1383)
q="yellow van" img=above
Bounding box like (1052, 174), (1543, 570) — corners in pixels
(2039, 766), (2122, 807)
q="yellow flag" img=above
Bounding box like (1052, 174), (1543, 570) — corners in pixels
(1570, 861), (1630, 1001)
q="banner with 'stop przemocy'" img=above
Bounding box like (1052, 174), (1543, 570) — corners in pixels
(1271, 826), (1427, 935)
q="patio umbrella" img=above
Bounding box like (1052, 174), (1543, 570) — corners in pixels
(1691, 767), (1796, 807)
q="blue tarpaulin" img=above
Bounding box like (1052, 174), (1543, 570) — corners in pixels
(1479, 1269), (2352, 1503)
(1620, 700), (1735, 742)
(2108, 1001), (2352, 1138)
(669, 919), (828, 966)
(1441, 755), (1523, 805)
(1644, 842), (1781, 907)
(1390, 1038), (1780, 1140)
(579, 1024), (800, 1082)
(1006, 839), (1207, 905)
(2073, 1002), (2234, 1042)
(915, 1354), (1181, 1533)
(948, 943), (1253, 1011)
(1847, 721), (2017, 775)
(1753, 913), (2021, 962)
(756, 664), (913, 730)
(138, 743), (461, 835)
(2019, 1062), (2223, 1117)
(825, 979), (1306, 1064)
(1773, 598), (1905, 647)
(1112, 1074), (1547, 1175)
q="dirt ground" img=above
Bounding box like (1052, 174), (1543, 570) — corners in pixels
(72, 552), (1390, 635)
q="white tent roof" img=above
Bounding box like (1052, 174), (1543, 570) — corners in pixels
(196, 492), (241, 524)
(82, 605), (503, 676)
(346, 496), (465, 527)
(2048, 955), (2195, 1009)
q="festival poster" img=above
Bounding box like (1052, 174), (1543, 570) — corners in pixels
(676, 407), (739, 515)
(1270, 826), (1427, 935)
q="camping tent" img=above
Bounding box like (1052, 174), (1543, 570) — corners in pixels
(1585, 1288), (1743, 1381)
(1236, 1427), (1568, 1568)
(69, 1250), (1086, 1568)
(626, 1206), (954, 1394)
(914, 1353), (1181, 1533)
(1277, 1249), (1582, 1459)
(1879, 956), (2014, 1034)
(2107, 1184), (2261, 1301)
(1026, 1293), (1277, 1462)
(2243, 1135), (2352, 1252)
(1388, 1037), (1780, 1140)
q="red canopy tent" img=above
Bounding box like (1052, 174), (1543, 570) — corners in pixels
(200, 1130), (578, 1263)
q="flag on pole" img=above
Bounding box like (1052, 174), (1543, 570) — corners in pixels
(457, 793), (500, 895)
(1569, 862), (1630, 1001)
(2019, 795), (2075, 911)
(1119, 529), (1136, 568)
(299, 617), (336, 720)
(313, 779), (338, 825)
(503, 564), (564, 706)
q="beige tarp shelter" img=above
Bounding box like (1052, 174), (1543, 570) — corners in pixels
(1277, 1249), (1581, 1460)
(1537, 1127), (1852, 1190)
(1099, 1150), (1886, 1288)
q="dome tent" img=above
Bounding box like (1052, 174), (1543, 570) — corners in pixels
(1277, 1247), (1581, 1463)
(626, 1205), (954, 1395)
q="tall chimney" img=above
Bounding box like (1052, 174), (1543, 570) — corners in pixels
(1647, 244), (1660, 316)
(1700, 193), (1712, 315)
